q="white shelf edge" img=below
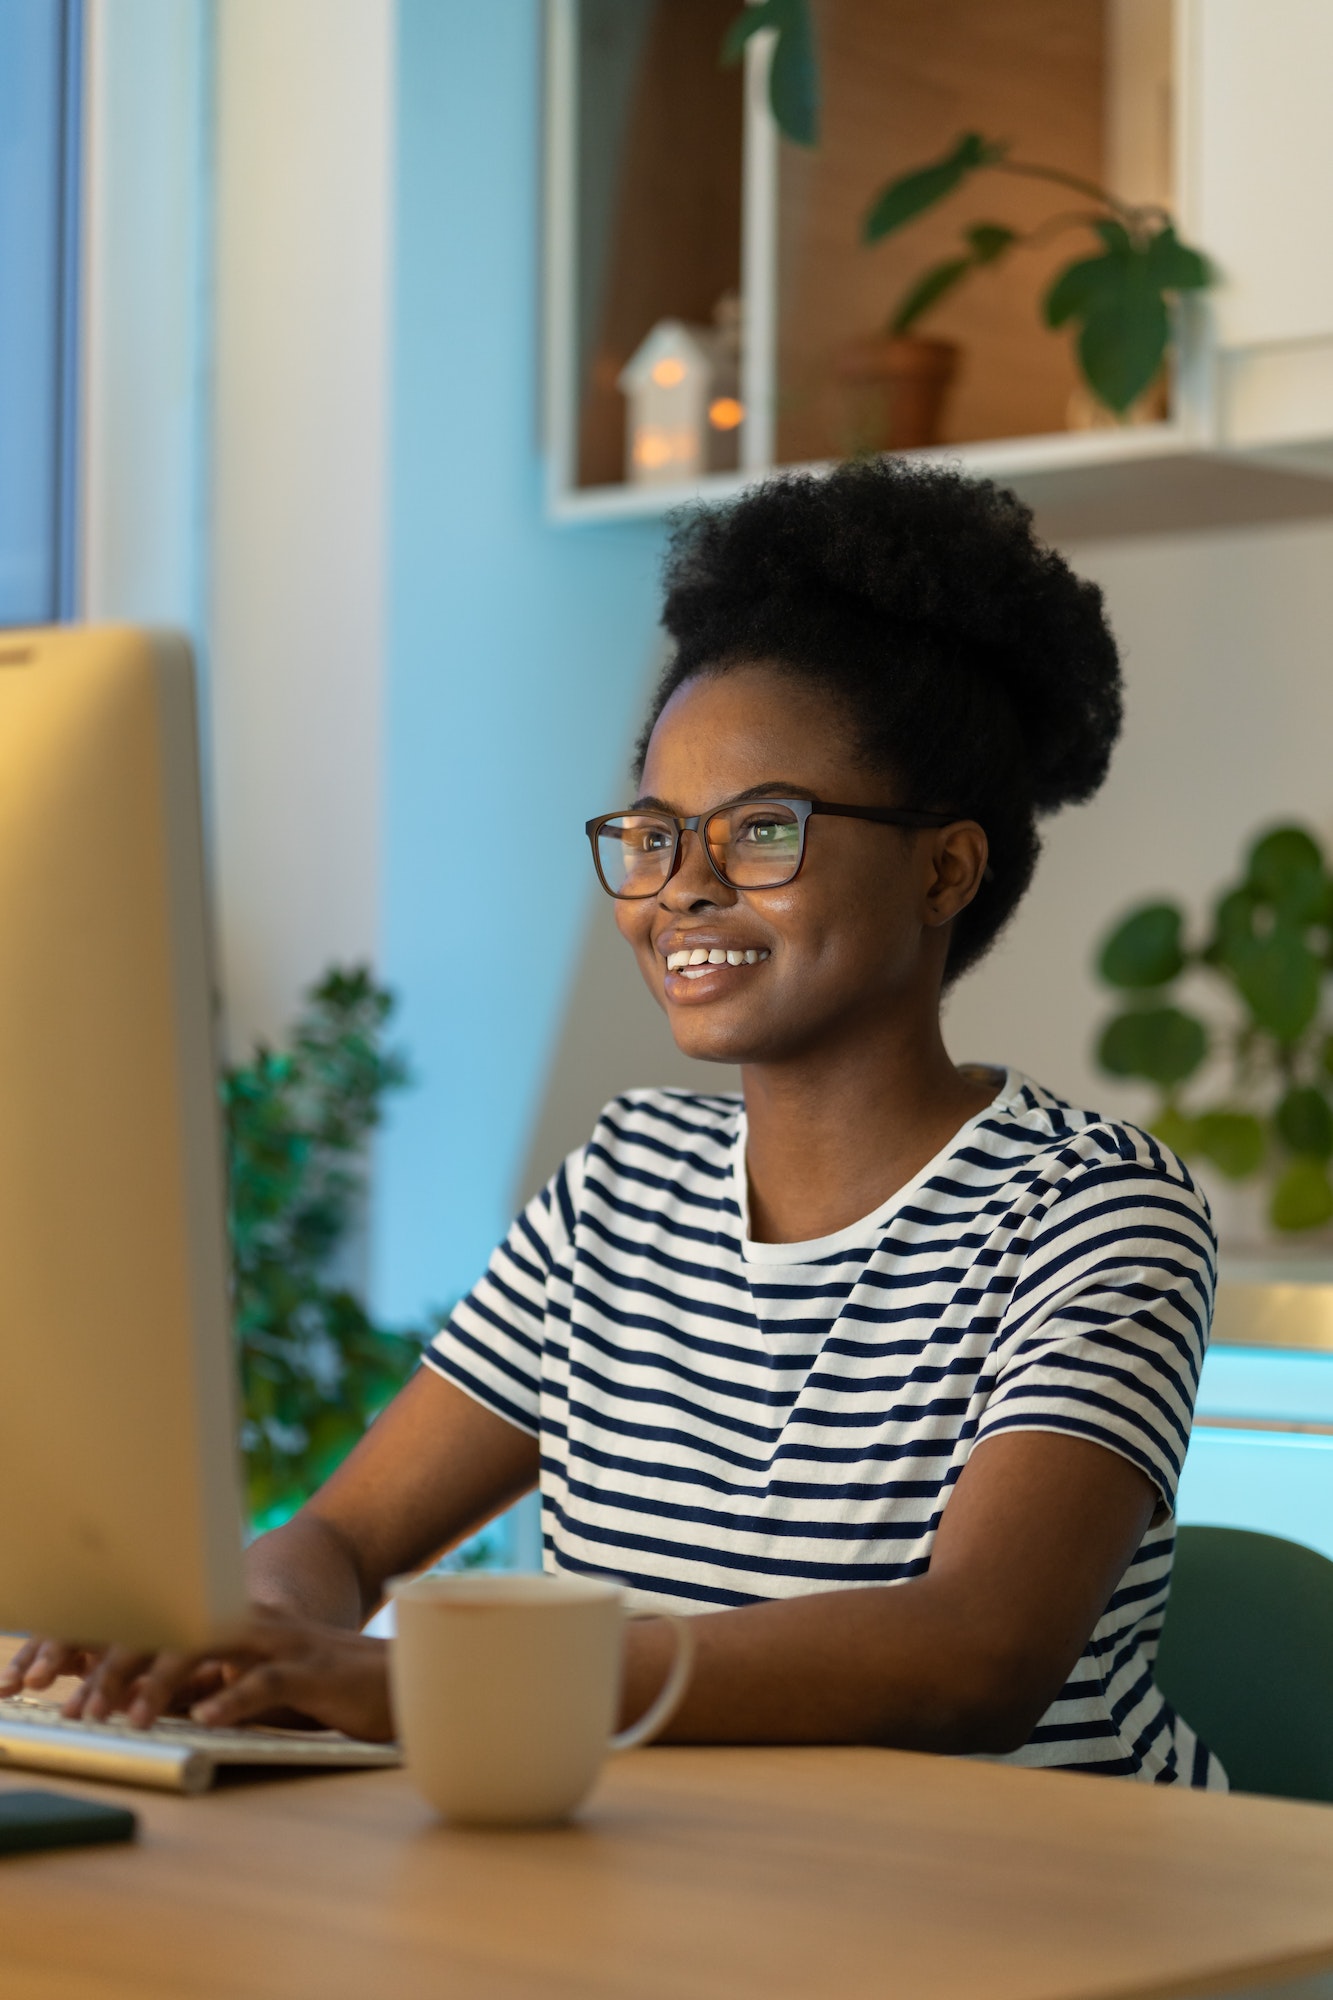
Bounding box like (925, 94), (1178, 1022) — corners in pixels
(546, 421), (1207, 526)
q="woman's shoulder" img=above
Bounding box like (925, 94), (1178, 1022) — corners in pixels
(987, 1070), (1215, 1227)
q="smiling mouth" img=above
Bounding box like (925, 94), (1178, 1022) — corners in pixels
(665, 947), (771, 982)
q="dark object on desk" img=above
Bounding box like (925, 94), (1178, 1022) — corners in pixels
(0, 1789), (137, 1856)
(1156, 1525), (1333, 1802)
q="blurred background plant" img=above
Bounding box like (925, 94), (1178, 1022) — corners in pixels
(860, 133), (1214, 418)
(1095, 826), (1333, 1234)
(224, 967), (427, 1530)
(720, 5), (1214, 421)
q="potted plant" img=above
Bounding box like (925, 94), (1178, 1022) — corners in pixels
(225, 966), (427, 1528)
(721, 9), (1216, 447)
(856, 132), (1215, 440)
(1094, 825), (1333, 1239)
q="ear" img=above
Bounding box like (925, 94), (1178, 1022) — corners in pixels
(922, 821), (989, 928)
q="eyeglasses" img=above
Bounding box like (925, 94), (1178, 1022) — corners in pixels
(584, 795), (957, 900)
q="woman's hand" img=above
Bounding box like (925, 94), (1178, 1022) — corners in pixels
(0, 1638), (103, 1696)
(10, 1607), (395, 1743)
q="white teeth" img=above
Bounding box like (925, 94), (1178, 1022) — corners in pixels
(666, 944), (771, 975)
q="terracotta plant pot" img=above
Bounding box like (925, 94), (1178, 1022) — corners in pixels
(833, 334), (960, 453)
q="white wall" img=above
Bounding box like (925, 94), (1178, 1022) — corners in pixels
(209, 0), (392, 1053)
(80, 0), (210, 629)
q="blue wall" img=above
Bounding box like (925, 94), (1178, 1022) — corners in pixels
(377, 1), (667, 1321)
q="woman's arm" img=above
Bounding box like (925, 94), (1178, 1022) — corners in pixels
(245, 1367), (540, 1625)
(7, 1369), (538, 1732)
(620, 1429), (1157, 1754)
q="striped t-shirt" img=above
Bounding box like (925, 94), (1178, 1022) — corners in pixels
(427, 1070), (1223, 1786)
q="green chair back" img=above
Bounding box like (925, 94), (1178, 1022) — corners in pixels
(1156, 1525), (1333, 1802)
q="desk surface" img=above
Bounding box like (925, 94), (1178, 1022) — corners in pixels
(3, 1698), (1333, 2000)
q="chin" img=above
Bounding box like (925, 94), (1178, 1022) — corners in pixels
(666, 1007), (792, 1068)
(666, 1012), (755, 1066)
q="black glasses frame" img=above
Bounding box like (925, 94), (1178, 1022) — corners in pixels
(584, 795), (958, 900)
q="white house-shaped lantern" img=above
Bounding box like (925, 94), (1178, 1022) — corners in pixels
(618, 320), (714, 486)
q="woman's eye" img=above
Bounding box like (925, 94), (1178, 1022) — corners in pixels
(737, 815), (798, 846)
(636, 827), (672, 853)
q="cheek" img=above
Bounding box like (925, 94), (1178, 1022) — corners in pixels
(764, 866), (915, 981)
(614, 901), (654, 956)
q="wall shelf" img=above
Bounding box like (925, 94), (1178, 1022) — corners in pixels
(545, 1), (1333, 543)
(552, 421), (1333, 542)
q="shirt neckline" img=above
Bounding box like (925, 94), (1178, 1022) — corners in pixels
(733, 1066), (1019, 1265)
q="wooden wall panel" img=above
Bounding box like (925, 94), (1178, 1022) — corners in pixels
(776, 0), (1108, 460)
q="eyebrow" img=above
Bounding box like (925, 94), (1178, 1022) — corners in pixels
(627, 780), (812, 813)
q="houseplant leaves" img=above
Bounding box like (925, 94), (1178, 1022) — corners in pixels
(226, 966), (424, 1528)
(721, 0), (820, 147)
(890, 224), (1018, 336)
(1195, 1110), (1265, 1180)
(863, 132), (1006, 244)
(1099, 902), (1186, 989)
(1270, 1158), (1333, 1232)
(1275, 1086), (1333, 1158)
(1045, 221), (1210, 414)
(1098, 1005), (1207, 1086)
(1094, 821), (1333, 1233)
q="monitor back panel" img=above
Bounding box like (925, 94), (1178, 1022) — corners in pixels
(0, 626), (247, 1650)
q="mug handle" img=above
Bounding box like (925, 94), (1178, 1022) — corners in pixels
(608, 1610), (696, 1752)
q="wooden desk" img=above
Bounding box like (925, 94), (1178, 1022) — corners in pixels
(3, 1702), (1333, 2000)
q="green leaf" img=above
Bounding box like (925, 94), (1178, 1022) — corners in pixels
(1231, 926), (1322, 1042)
(722, 0), (819, 146)
(1143, 224), (1214, 292)
(1275, 1086), (1333, 1159)
(1044, 249), (1127, 330)
(966, 222), (1017, 264)
(1077, 268), (1169, 413)
(1097, 1006), (1208, 1086)
(1270, 1157), (1333, 1232)
(1094, 218), (1133, 256)
(769, 0), (819, 146)
(1098, 902), (1186, 990)
(1246, 825), (1329, 922)
(890, 255), (973, 335)
(1202, 886), (1260, 970)
(863, 132), (1005, 244)
(1195, 1110), (1265, 1180)
(1150, 1106), (1198, 1159)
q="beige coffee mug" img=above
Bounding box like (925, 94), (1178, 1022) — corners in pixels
(387, 1571), (695, 1826)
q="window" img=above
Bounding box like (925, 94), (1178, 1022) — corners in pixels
(0, 0), (81, 625)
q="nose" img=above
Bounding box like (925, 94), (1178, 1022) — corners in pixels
(658, 826), (735, 911)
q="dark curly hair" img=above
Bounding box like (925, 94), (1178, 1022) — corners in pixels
(634, 459), (1122, 982)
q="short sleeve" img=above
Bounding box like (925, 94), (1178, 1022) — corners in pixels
(975, 1152), (1217, 1512)
(423, 1150), (582, 1436)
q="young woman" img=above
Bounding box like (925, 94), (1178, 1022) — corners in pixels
(8, 461), (1221, 1784)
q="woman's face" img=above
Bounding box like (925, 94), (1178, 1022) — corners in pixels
(613, 664), (988, 1067)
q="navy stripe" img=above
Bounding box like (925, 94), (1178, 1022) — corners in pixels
(428, 1076), (1221, 1789)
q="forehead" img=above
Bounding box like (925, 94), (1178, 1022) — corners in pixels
(641, 666), (858, 804)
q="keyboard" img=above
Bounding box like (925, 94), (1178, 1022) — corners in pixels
(0, 1693), (401, 1795)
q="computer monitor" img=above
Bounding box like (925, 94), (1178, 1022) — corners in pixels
(0, 625), (247, 1650)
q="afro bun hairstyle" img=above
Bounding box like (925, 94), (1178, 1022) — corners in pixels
(635, 458), (1123, 981)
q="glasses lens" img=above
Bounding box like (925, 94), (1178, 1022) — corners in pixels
(595, 814), (676, 897)
(706, 803), (804, 887)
